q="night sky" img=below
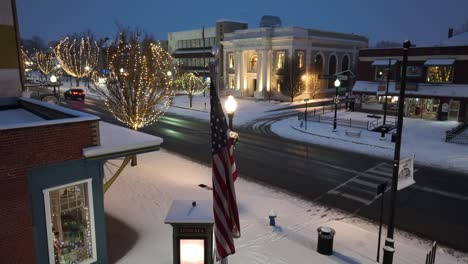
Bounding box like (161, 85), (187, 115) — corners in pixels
(16, 0), (468, 46)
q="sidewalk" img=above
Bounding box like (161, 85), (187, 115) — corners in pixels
(103, 149), (467, 263)
(271, 111), (468, 173)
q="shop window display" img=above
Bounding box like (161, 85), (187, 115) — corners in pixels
(45, 180), (96, 264)
(426, 66), (453, 83)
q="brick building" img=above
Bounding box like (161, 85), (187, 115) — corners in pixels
(352, 36), (468, 122)
(0, 1), (164, 263)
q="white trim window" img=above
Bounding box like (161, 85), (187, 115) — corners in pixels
(228, 53), (234, 69)
(276, 51), (285, 69)
(44, 179), (97, 264)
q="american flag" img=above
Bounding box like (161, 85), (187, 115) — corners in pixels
(210, 79), (240, 260)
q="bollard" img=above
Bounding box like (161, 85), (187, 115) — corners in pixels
(269, 210), (277, 226)
(317, 226), (335, 255)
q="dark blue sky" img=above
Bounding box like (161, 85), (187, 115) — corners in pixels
(17, 0), (468, 46)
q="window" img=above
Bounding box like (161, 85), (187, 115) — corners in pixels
(315, 54), (323, 74)
(277, 79), (282, 92)
(228, 53), (234, 68)
(426, 66), (453, 83)
(228, 75), (235, 88)
(44, 179), (97, 264)
(276, 52), (285, 69)
(341, 55), (349, 71)
(249, 54), (258, 72)
(297, 52), (304, 69)
(328, 55), (337, 88)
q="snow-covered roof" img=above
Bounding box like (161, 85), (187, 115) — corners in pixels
(82, 122), (163, 159)
(424, 58), (455, 66)
(0, 108), (44, 126)
(0, 97), (99, 130)
(353, 81), (468, 98)
(442, 32), (468, 47)
(372, 59), (398, 66)
(165, 200), (214, 224)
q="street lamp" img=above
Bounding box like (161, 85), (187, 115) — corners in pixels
(50, 75), (57, 83)
(333, 79), (341, 132)
(85, 66), (91, 88)
(225, 95), (237, 130)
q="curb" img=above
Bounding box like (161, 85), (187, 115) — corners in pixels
(288, 121), (393, 150)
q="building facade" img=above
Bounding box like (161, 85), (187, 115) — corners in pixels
(1, 1), (164, 263)
(221, 27), (368, 100)
(352, 43), (468, 122)
(168, 21), (248, 88)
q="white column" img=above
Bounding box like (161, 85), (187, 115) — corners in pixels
(266, 50), (272, 91)
(235, 51), (242, 91)
(256, 50), (263, 92)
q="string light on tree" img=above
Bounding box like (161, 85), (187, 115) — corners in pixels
(35, 51), (55, 79)
(54, 36), (99, 86)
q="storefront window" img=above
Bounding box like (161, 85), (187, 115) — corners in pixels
(44, 179), (96, 264)
(426, 66), (453, 83)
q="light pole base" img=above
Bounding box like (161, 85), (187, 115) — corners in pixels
(332, 129), (337, 132)
(382, 245), (395, 264)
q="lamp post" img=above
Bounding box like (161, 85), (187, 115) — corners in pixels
(85, 65), (90, 88)
(50, 74), (59, 97)
(382, 40), (411, 264)
(383, 58), (392, 127)
(333, 79), (341, 132)
(225, 95), (237, 131)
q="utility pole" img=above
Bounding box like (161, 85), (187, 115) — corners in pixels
(382, 40), (411, 264)
(202, 26), (206, 97)
(383, 58), (392, 126)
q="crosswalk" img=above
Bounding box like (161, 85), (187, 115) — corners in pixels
(326, 162), (395, 206)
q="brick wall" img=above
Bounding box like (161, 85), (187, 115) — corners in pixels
(0, 121), (98, 263)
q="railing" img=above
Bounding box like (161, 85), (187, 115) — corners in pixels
(445, 122), (468, 144)
(368, 117), (397, 131)
(425, 241), (437, 264)
(307, 115), (370, 130)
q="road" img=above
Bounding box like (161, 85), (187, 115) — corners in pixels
(63, 97), (468, 252)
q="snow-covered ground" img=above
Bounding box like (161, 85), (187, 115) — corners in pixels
(104, 150), (468, 264)
(167, 94), (300, 126)
(271, 111), (468, 173)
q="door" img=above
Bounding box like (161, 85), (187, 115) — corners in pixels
(448, 100), (460, 121)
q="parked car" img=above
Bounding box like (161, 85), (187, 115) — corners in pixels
(64, 89), (85, 100)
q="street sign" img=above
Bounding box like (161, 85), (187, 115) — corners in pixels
(397, 155), (415, 190)
(336, 75), (348, 81)
(304, 98), (310, 102)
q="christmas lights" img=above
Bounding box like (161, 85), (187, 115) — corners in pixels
(92, 32), (178, 130)
(175, 72), (207, 107)
(54, 36), (99, 84)
(35, 51), (55, 78)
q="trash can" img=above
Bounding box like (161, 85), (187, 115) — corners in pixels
(317, 226), (335, 255)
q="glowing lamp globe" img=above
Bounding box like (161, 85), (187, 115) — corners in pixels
(50, 75), (57, 83)
(334, 79), (341, 88)
(225, 95), (237, 114)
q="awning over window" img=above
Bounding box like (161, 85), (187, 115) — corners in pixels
(424, 58), (455, 66)
(83, 122), (163, 159)
(371, 59), (398, 66)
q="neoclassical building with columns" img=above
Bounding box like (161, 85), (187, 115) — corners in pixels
(221, 27), (368, 100)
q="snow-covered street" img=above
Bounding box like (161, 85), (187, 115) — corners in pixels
(104, 150), (468, 263)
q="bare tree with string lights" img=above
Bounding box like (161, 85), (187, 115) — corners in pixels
(91, 30), (178, 166)
(175, 72), (207, 107)
(35, 51), (55, 81)
(54, 35), (99, 86)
